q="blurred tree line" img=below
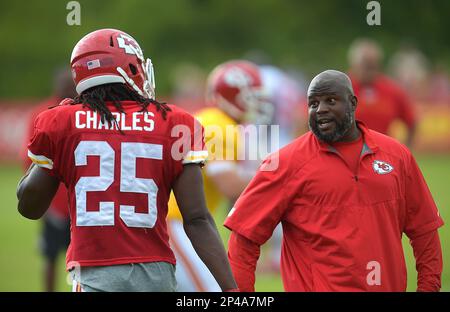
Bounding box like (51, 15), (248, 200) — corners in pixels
(0, 0), (448, 99)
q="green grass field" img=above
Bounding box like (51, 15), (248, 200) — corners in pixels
(1, 154), (449, 292)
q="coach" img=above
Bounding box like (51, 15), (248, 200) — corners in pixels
(225, 70), (443, 292)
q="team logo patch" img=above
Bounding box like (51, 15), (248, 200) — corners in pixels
(372, 160), (394, 175)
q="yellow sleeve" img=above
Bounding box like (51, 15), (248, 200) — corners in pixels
(167, 192), (182, 220)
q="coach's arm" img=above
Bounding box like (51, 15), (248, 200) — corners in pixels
(17, 164), (59, 220)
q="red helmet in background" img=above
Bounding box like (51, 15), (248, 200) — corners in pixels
(207, 60), (274, 124)
(70, 28), (155, 99)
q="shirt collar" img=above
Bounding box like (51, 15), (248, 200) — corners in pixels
(315, 120), (379, 155)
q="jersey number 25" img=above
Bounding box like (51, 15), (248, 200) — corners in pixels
(74, 140), (161, 228)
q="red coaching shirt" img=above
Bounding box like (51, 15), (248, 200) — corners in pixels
(225, 121), (443, 291)
(28, 100), (207, 270)
(352, 74), (416, 134)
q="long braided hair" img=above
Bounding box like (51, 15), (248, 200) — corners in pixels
(72, 83), (171, 131)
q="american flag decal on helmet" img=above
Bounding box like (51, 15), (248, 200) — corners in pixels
(87, 59), (101, 70)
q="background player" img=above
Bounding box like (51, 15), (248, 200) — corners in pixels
(167, 60), (274, 291)
(348, 38), (417, 147)
(17, 28), (237, 292)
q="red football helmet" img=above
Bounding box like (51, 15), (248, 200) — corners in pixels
(206, 60), (274, 124)
(70, 28), (155, 99)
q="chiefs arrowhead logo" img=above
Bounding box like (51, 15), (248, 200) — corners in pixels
(372, 160), (394, 175)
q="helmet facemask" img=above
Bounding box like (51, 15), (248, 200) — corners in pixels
(239, 88), (274, 125)
(143, 58), (155, 100)
(115, 33), (156, 99)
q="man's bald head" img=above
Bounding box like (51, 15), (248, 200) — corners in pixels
(307, 70), (355, 98)
(306, 70), (359, 143)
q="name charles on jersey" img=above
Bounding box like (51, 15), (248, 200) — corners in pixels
(73, 109), (278, 164)
(75, 110), (155, 132)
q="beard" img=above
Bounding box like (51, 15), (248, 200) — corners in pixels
(309, 108), (354, 143)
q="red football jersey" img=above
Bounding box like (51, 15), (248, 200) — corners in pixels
(225, 122), (443, 291)
(352, 74), (416, 134)
(23, 97), (69, 219)
(28, 100), (207, 269)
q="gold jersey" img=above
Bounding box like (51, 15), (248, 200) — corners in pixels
(167, 107), (240, 220)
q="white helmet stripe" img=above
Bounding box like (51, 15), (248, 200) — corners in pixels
(76, 75), (126, 95)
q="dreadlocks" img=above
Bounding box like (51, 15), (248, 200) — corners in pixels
(72, 83), (171, 131)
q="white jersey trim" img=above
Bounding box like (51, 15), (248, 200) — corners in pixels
(28, 150), (54, 170)
(76, 75), (126, 95)
(182, 150), (208, 165)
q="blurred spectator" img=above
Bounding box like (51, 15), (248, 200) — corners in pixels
(389, 45), (450, 105)
(428, 63), (450, 104)
(388, 44), (431, 102)
(348, 38), (417, 147)
(22, 67), (76, 291)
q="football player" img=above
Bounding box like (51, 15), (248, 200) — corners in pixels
(167, 60), (274, 291)
(17, 29), (237, 292)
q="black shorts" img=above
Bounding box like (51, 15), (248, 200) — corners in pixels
(39, 214), (71, 262)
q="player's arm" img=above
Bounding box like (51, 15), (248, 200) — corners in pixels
(173, 163), (238, 291)
(17, 163), (59, 220)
